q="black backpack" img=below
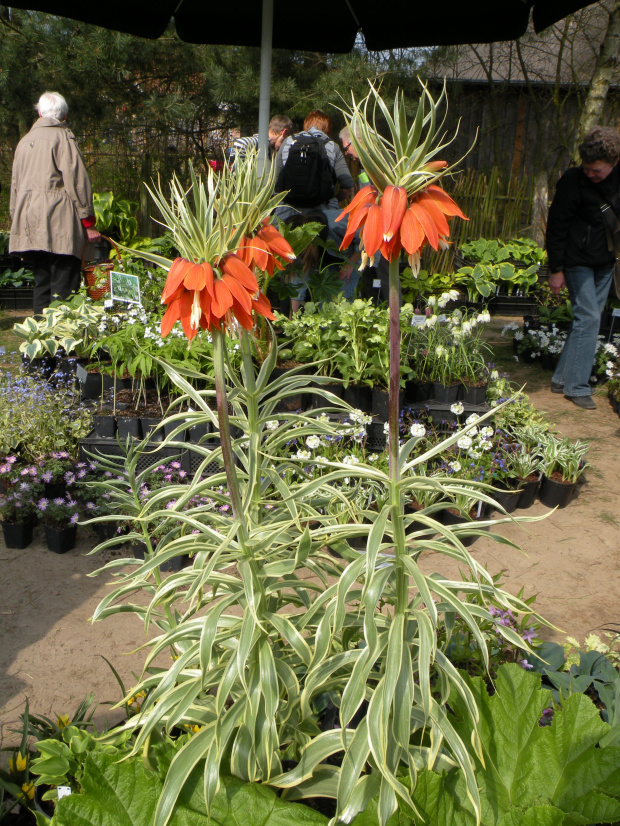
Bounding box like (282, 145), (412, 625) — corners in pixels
(276, 134), (334, 208)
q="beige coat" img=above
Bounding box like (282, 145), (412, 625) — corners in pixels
(9, 117), (94, 259)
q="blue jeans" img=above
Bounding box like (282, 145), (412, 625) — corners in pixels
(552, 264), (613, 396)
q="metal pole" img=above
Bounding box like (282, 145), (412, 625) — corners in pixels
(258, 0), (274, 176)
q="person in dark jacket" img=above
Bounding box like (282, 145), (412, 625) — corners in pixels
(546, 126), (620, 409)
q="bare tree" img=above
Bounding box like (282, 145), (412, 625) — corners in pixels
(574, 0), (620, 156)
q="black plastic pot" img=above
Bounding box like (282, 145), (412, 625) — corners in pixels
(371, 388), (400, 420)
(2, 521), (34, 549)
(21, 354), (57, 380)
(93, 414), (116, 438)
(343, 384), (373, 414)
(307, 382), (344, 410)
(538, 475), (576, 509)
(186, 421), (211, 443)
(141, 417), (164, 442)
(431, 382), (460, 404)
(438, 506), (480, 546)
(80, 372), (105, 400)
(117, 416), (142, 440)
(406, 381), (432, 404)
(490, 482), (522, 513)
(459, 383), (488, 405)
(516, 475), (541, 509)
(44, 524), (77, 554)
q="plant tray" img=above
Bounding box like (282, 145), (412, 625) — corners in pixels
(0, 254), (23, 271)
(79, 433), (190, 474)
(0, 287), (33, 310)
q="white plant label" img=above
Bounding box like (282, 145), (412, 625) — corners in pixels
(57, 786), (72, 799)
(372, 279), (381, 289)
(76, 364), (88, 383)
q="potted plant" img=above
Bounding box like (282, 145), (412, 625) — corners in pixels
(38, 452), (75, 499)
(538, 435), (589, 509)
(36, 494), (80, 553)
(0, 475), (42, 549)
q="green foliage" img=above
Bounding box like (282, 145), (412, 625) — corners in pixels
(0, 369), (93, 459)
(50, 751), (328, 826)
(400, 268), (454, 306)
(0, 266), (33, 288)
(403, 664), (620, 825)
(92, 192), (138, 245)
(85, 344), (546, 826)
(460, 238), (547, 267)
(13, 296), (105, 360)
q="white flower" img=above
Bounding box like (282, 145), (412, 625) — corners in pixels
(343, 455), (360, 465)
(410, 423), (426, 438)
(468, 426), (479, 437)
(457, 435), (473, 450)
(461, 321), (472, 335)
(295, 450), (311, 460)
(306, 435), (321, 449)
(383, 422), (390, 435)
(466, 413), (480, 425)
(368, 453), (378, 462)
(468, 448), (482, 459)
(265, 420), (279, 431)
(480, 426), (494, 440)
(424, 315), (438, 329)
(315, 413), (329, 423)
(448, 460), (461, 473)
(427, 296), (437, 307)
(450, 402), (464, 415)
(435, 344), (445, 357)
(490, 369), (499, 380)
(477, 311), (491, 324)
(448, 289), (460, 301)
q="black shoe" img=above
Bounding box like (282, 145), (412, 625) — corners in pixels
(550, 381), (564, 394)
(565, 395), (596, 409)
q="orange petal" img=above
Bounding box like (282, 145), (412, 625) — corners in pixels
(199, 288), (213, 330)
(426, 185), (469, 220)
(381, 185), (408, 242)
(422, 160), (449, 172)
(252, 290), (276, 321)
(409, 200), (439, 250)
(417, 192), (450, 237)
(361, 204), (383, 257)
(230, 296), (254, 330)
(336, 186), (377, 222)
(222, 273), (252, 313)
(162, 258), (193, 304)
(340, 203), (372, 250)
(248, 237), (270, 272)
(380, 235), (402, 262)
(183, 263), (207, 291)
(202, 262), (215, 296)
(400, 207), (424, 254)
(161, 296), (182, 337)
(211, 278), (234, 319)
(222, 254), (259, 293)
(258, 225), (295, 260)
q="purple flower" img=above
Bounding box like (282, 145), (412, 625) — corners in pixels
(171, 461), (181, 470)
(70, 513), (79, 525)
(522, 627), (537, 644)
(539, 708), (554, 727)
(85, 502), (97, 510)
(518, 659), (534, 670)
(53, 497), (65, 506)
(19, 482), (31, 491)
(37, 498), (50, 511)
(6, 456), (17, 464)
(64, 471), (76, 484)
(488, 606), (500, 617)
(42, 471), (54, 483)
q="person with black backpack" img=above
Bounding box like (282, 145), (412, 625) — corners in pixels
(275, 110), (354, 213)
(274, 110), (357, 298)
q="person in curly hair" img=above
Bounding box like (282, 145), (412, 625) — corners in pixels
(546, 125), (620, 409)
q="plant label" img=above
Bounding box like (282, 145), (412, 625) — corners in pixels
(372, 279), (381, 289)
(57, 786), (72, 799)
(104, 299), (114, 309)
(110, 271), (142, 305)
(410, 316), (426, 326)
(612, 308), (620, 317)
(76, 364), (88, 383)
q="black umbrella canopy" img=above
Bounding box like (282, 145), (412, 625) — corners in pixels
(6, 0), (600, 49)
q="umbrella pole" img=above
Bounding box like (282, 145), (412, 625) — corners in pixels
(257, 0), (274, 176)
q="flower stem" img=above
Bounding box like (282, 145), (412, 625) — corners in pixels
(388, 257), (401, 484)
(212, 329), (245, 534)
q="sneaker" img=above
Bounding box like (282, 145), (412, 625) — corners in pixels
(550, 381), (564, 394)
(564, 395), (596, 409)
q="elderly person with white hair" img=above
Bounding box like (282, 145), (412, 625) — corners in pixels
(9, 92), (100, 315)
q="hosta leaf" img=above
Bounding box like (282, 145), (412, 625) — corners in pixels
(496, 804), (565, 826)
